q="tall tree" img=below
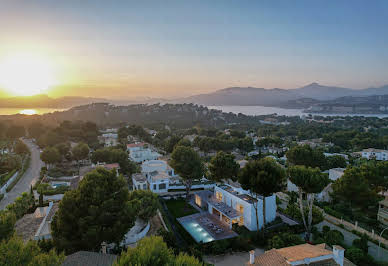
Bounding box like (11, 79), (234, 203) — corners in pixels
(71, 142), (89, 174)
(40, 147), (61, 169)
(170, 146), (204, 203)
(51, 168), (136, 253)
(14, 140), (29, 156)
(208, 151), (239, 183)
(128, 190), (158, 221)
(288, 165), (328, 240)
(239, 157), (286, 232)
(286, 145), (327, 170)
(0, 211), (16, 242)
(6, 125), (25, 140)
(331, 166), (378, 210)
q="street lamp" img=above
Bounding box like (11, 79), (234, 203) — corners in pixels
(378, 226), (388, 259)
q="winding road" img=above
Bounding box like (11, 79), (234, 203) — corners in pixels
(0, 139), (43, 210)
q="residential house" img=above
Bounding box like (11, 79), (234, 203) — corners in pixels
(99, 133), (118, 147)
(194, 184), (276, 231)
(132, 173), (147, 191)
(378, 191), (388, 226)
(15, 202), (59, 241)
(62, 251), (117, 266)
(141, 160), (176, 193)
(247, 243), (348, 266)
(127, 142), (161, 163)
(361, 148), (388, 161)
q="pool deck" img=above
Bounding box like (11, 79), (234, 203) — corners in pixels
(177, 212), (238, 241)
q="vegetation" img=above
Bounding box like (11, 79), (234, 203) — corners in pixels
(0, 236), (65, 266)
(165, 199), (198, 218)
(208, 151), (240, 183)
(170, 146), (204, 203)
(239, 157), (286, 232)
(288, 165), (328, 240)
(51, 168), (136, 253)
(115, 236), (203, 266)
(91, 147), (139, 175)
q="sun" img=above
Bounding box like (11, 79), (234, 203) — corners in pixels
(0, 54), (57, 96)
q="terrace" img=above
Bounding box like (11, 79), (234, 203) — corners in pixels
(218, 184), (258, 204)
(177, 212), (238, 243)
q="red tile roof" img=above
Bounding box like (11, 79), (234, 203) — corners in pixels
(127, 142), (145, 148)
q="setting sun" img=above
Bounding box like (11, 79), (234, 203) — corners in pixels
(0, 54), (57, 96)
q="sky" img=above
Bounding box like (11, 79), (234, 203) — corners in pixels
(0, 0), (387, 99)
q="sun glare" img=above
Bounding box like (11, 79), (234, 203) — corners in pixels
(0, 54), (57, 96)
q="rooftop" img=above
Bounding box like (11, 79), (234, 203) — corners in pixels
(277, 243), (332, 262)
(127, 142), (146, 148)
(363, 148), (388, 153)
(218, 184), (259, 203)
(62, 251), (117, 266)
(149, 171), (170, 182)
(132, 173), (147, 182)
(103, 163), (120, 170)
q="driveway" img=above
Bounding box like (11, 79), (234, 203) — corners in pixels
(0, 139), (43, 210)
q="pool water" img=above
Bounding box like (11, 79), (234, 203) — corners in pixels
(181, 221), (214, 243)
(51, 183), (68, 189)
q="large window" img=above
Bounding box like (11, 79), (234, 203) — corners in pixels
(159, 183), (166, 190)
(216, 191), (223, 201)
(236, 203), (244, 214)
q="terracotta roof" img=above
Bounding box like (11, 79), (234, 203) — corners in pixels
(103, 163), (120, 170)
(248, 249), (288, 265)
(277, 243), (332, 262)
(62, 251), (117, 266)
(127, 142), (145, 148)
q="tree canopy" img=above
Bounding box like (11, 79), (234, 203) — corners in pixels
(51, 168), (135, 253)
(170, 146), (204, 201)
(114, 236), (203, 266)
(0, 236), (65, 266)
(286, 145), (327, 170)
(208, 151), (240, 182)
(239, 157), (286, 231)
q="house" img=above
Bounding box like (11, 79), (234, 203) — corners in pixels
(324, 153), (349, 160)
(127, 142), (161, 163)
(361, 148), (388, 161)
(15, 202), (59, 241)
(248, 243), (349, 266)
(99, 133), (118, 147)
(194, 184), (276, 231)
(62, 251), (117, 266)
(141, 160), (176, 193)
(132, 173), (147, 191)
(329, 168), (345, 181)
(378, 192), (388, 226)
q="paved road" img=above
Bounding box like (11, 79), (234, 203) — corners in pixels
(0, 139), (42, 210)
(317, 220), (388, 262)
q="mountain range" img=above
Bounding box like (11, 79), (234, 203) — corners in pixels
(1, 83), (388, 109)
(178, 83), (388, 106)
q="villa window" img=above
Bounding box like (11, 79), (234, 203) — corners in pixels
(153, 184), (156, 190)
(236, 203), (244, 214)
(195, 195), (201, 207)
(216, 192), (223, 201)
(159, 183), (166, 190)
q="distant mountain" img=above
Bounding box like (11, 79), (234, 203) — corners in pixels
(177, 83), (388, 106)
(0, 95), (108, 108)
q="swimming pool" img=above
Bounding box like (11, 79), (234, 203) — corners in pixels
(180, 221), (214, 243)
(51, 182), (69, 189)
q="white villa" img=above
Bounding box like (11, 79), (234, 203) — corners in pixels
(99, 133), (118, 147)
(127, 142), (161, 163)
(133, 159), (215, 194)
(361, 148), (388, 161)
(194, 184), (277, 231)
(139, 160), (177, 193)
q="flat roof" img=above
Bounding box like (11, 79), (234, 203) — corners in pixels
(218, 184), (259, 203)
(132, 173), (147, 182)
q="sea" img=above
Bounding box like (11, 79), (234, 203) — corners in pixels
(0, 108), (66, 116)
(208, 105), (388, 118)
(0, 105), (388, 118)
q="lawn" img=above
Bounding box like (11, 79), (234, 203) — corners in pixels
(165, 198), (198, 218)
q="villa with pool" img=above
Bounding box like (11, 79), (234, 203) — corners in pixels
(177, 184), (277, 243)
